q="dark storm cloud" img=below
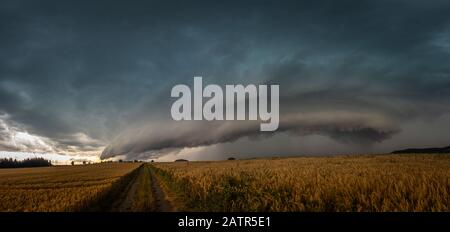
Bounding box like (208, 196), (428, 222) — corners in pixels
(1, 0), (450, 159)
(101, 112), (398, 159)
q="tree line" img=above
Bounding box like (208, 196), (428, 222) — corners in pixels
(0, 157), (52, 168)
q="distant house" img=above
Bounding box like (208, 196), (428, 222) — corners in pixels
(175, 159), (189, 162)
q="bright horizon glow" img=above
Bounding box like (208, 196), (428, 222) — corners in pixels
(0, 151), (101, 165)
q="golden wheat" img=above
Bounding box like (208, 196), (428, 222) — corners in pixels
(0, 163), (140, 212)
(152, 154), (450, 212)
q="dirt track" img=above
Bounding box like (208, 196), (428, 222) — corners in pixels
(117, 172), (140, 211)
(150, 168), (174, 212)
(112, 165), (174, 212)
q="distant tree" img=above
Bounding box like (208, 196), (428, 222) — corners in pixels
(151, 160), (154, 163)
(227, 157), (236, 160)
(134, 160), (138, 163)
(82, 161), (86, 165)
(118, 159), (123, 163)
(175, 159), (188, 162)
(71, 161), (75, 166)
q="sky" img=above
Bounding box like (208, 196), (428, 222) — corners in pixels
(1, 0), (450, 162)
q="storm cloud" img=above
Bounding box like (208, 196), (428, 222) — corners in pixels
(1, 0), (450, 160)
(101, 112), (398, 159)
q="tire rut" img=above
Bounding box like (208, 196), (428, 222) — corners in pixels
(116, 171), (140, 211)
(150, 168), (174, 212)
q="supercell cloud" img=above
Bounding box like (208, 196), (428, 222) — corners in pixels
(1, 1), (450, 160)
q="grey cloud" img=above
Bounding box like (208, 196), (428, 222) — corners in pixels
(101, 111), (398, 159)
(0, 115), (55, 153)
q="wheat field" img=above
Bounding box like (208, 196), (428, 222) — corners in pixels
(0, 163), (140, 211)
(1, 155), (449, 212)
(152, 154), (450, 212)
